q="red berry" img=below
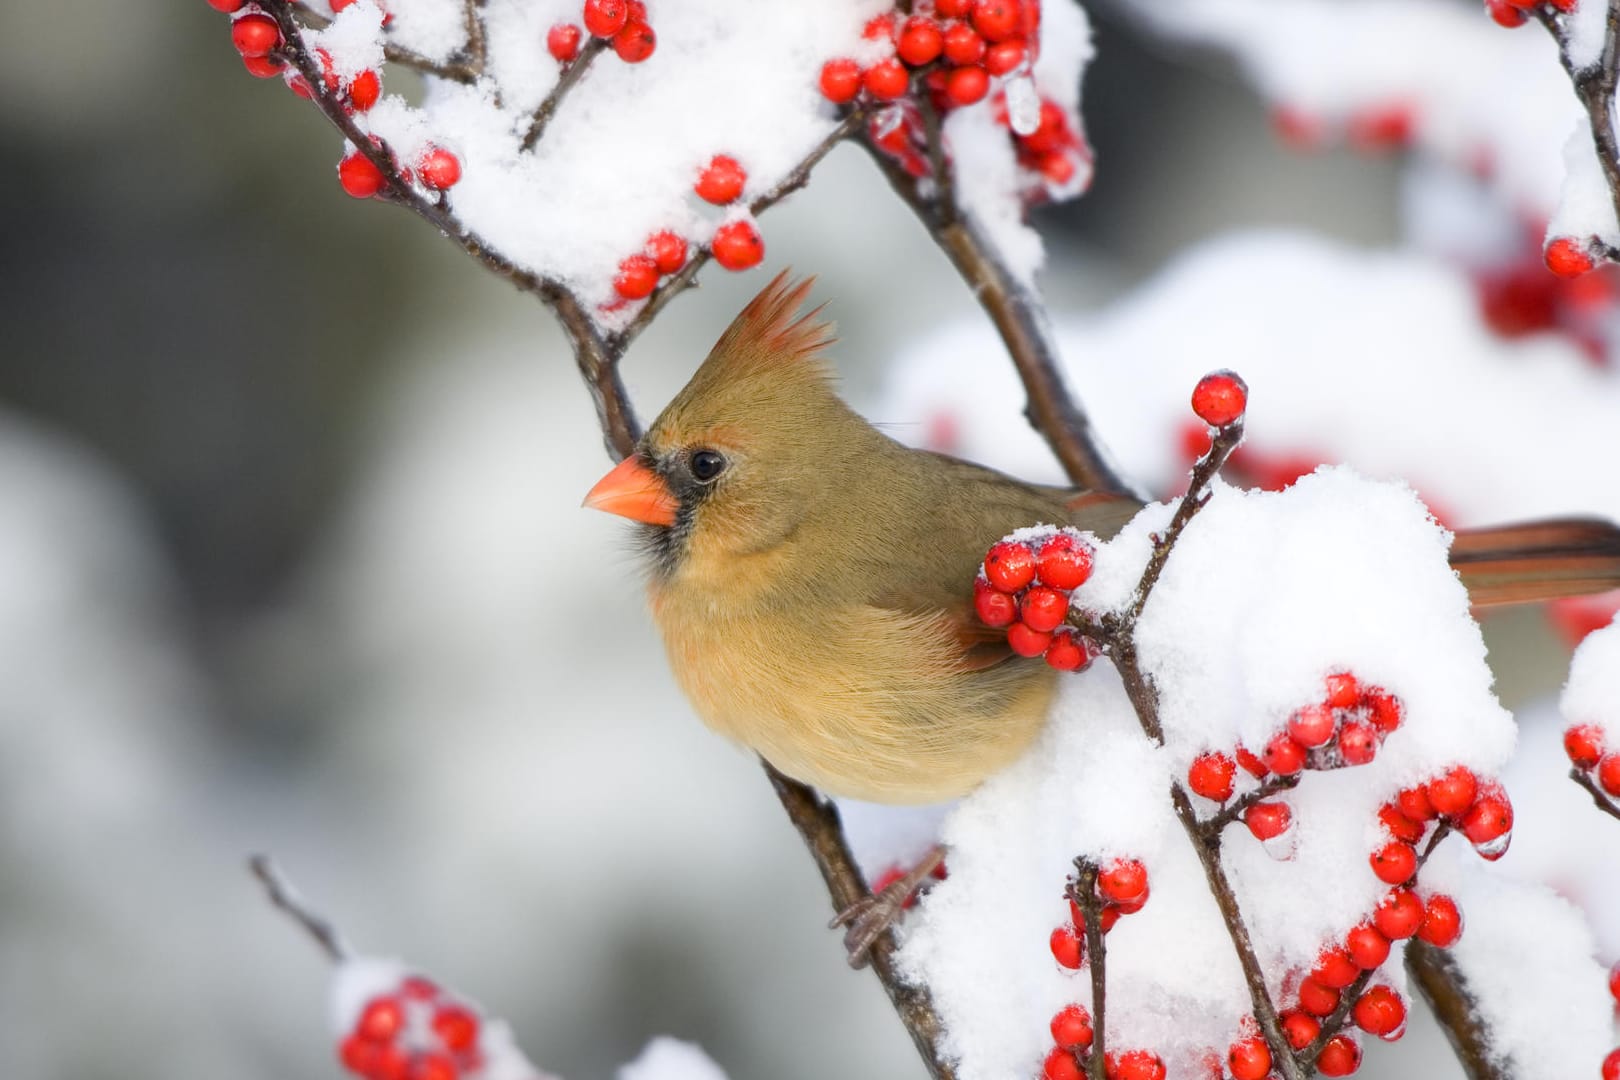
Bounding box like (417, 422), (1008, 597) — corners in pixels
(417, 147), (461, 190)
(612, 20), (655, 62)
(1050, 1004), (1094, 1049)
(1044, 630), (1088, 671)
(710, 220), (763, 270)
(1316, 1034), (1362, 1077)
(819, 58), (861, 103)
(340, 1033), (382, 1074)
(1418, 894), (1463, 947)
(1395, 786), (1436, 822)
(1235, 745), (1268, 778)
(347, 69), (380, 111)
(1297, 976), (1339, 1017)
(1262, 732), (1307, 776)
(1113, 889), (1149, 915)
(242, 54), (283, 77)
(1378, 804), (1426, 845)
(547, 22), (583, 62)
(582, 0), (628, 38)
(695, 154), (746, 204)
(864, 59), (910, 101)
(285, 73), (313, 98)
(431, 1004), (480, 1052)
(863, 13), (897, 42)
(942, 21), (986, 65)
(1370, 840), (1417, 885)
(1008, 621), (1052, 657)
(1108, 1050), (1166, 1080)
(645, 231), (687, 275)
(338, 153), (386, 198)
(971, 0), (1019, 41)
(945, 65), (990, 106)
(1190, 370), (1248, 427)
(1312, 945), (1360, 990)
(1600, 753), (1620, 797)
(1460, 787), (1513, 845)
(1036, 533), (1093, 590)
(1565, 723), (1607, 769)
(1043, 1047), (1082, 1080)
(1020, 586), (1069, 633)
(985, 38), (1026, 75)
(1244, 801), (1291, 841)
(984, 540), (1036, 592)
(1364, 687), (1402, 734)
(1426, 766), (1479, 817)
(231, 12), (282, 57)
(1050, 925), (1084, 969)
(401, 976), (440, 1000)
(1345, 923), (1391, 970)
(208, 0), (247, 11)
(409, 1053), (458, 1080)
(898, 17), (944, 66)
(1227, 1037), (1271, 1080)
(1287, 703), (1336, 748)
(1604, 1049), (1620, 1080)
(1098, 860), (1148, 905)
(1097, 906), (1121, 933)
(1485, 0), (1529, 26)
(1187, 752), (1236, 802)
(1337, 719), (1378, 766)
(357, 996), (404, 1041)
(1374, 888), (1424, 939)
(974, 578), (1017, 627)
(936, 0), (971, 16)
(614, 254), (659, 300)
(1545, 236), (1596, 278)
(1352, 986), (1405, 1038)
(1324, 671), (1359, 708)
(1279, 1010), (1320, 1050)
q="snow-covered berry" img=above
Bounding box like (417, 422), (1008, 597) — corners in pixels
(1336, 719), (1378, 766)
(1565, 723), (1607, 769)
(1097, 860), (1148, 906)
(1312, 945), (1360, 990)
(1107, 1049), (1166, 1080)
(1050, 1004), (1094, 1049)
(614, 254), (660, 300)
(1545, 236), (1596, 279)
(695, 155), (746, 204)
(1377, 804), (1426, 845)
(417, 147), (461, 191)
(1425, 766), (1478, 817)
(1036, 533), (1093, 590)
(346, 69), (380, 111)
(984, 540), (1036, 592)
(1287, 704), (1336, 748)
(1460, 786), (1513, 846)
(1190, 370), (1248, 427)
(1043, 1047), (1082, 1080)
(1418, 894), (1463, 947)
(1187, 752), (1235, 802)
(1262, 732), (1307, 776)
(645, 230), (687, 275)
(1323, 671), (1359, 708)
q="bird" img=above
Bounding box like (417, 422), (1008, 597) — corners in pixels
(584, 272), (1620, 961)
(587, 271), (1620, 804)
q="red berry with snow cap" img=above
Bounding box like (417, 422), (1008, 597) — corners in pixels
(1324, 671), (1359, 708)
(1187, 752), (1236, 802)
(1427, 767), (1479, 817)
(695, 155), (746, 204)
(1418, 894), (1463, 947)
(582, 0), (628, 38)
(1036, 533), (1093, 589)
(1364, 687), (1403, 734)
(1565, 724), (1606, 769)
(710, 220), (763, 270)
(231, 12), (282, 57)
(1190, 370), (1247, 427)
(1287, 703), (1336, 748)
(1313, 945), (1360, 990)
(1337, 719), (1378, 766)
(1050, 1004), (1094, 1049)
(614, 254), (659, 300)
(1098, 860), (1148, 905)
(984, 540), (1036, 592)
(645, 231), (686, 275)
(418, 147), (461, 190)
(548, 23), (583, 62)
(1545, 236), (1596, 278)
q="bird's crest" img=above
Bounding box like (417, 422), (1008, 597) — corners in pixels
(709, 270), (836, 375)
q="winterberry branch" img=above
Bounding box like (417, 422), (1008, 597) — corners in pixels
(1536, 1), (1620, 256)
(249, 854), (350, 963)
(1294, 968), (1373, 1068)
(1199, 773), (1301, 839)
(859, 140), (1132, 497)
(288, 2), (482, 83)
(521, 37), (608, 152)
(1130, 419), (1243, 622)
(1065, 859), (1110, 1080)
(1414, 820), (1454, 872)
(914, 91), (957, 222)
(1571, 766), (1620, 821)
(1406, 941), (1505, 1080)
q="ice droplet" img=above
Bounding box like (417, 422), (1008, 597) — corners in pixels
(1006, 76), (1040, 136)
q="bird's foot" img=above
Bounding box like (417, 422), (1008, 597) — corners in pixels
(828, 844), (946, 969)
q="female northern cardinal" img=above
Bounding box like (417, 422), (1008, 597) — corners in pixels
(587, 273), (1620, 804)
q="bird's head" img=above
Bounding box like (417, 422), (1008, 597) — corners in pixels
(584, 272), (862, 581)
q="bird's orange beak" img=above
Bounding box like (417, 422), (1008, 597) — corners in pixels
(583, 456), (679, 526)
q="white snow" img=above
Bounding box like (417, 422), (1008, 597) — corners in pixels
(1562, 614), (1620, 740)
(617, 1037), (729, 1080)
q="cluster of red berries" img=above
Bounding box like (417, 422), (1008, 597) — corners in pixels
(820, 2), (1039, 112)
(1484, 0), (1576, 30)
(1270, 101), (1414, 156)
(1379, 764), (1515, 867)
(547, 0), (656, 65)
(607, 154), (759, 304)
(338, 142), (462, 199)
(1048, 858), (1150, 971)
(1042, 1043), (1165, 1080)
(975, 527), (1099, 671)
(612, 231), (688, 300)
(338, 975), (483, 1080)
(1564, 722), (1620, 799)
(1003, 96), (1091, 192)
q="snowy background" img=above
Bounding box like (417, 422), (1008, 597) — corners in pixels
(3, 0), (1618, 1077)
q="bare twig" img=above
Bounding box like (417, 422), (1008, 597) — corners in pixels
(249, 854), (350, 963)
(1536, 1), (1620, 251)
(1130, 420), (1243, 620)
(1571, 766), (1620, 821)
(522, 37), (607, 152)
(1065, 859), (1109, 1080)
(1407, 942), (1504, 1080)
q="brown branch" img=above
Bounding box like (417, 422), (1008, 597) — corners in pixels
(859, 140), (1131, 496)
(1199, 773), (1301, 838)
(1536, 1), (1620, 252)
(1065, 860), (1109, 1080)
(522, 37), (608, 152)
(249, 854), (349, 963)
(914, 91), (957, 223)
(462, 0), (488, 78)
(765, 765), (956, 1080)
(1130, 419), (1243, 620)
(1571, 766), (1620, 821)
(1407, 941), (1505, 1080)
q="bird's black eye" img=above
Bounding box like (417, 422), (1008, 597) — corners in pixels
(690, 449), (726, 483)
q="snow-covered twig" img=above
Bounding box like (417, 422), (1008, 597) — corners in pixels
(521, 38), (608, 152)
(249, 854), (350, 963)
(1571, 765), (1620, 821)
(290, 1), (482, 82)
(1538, 0), (1620, 256)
